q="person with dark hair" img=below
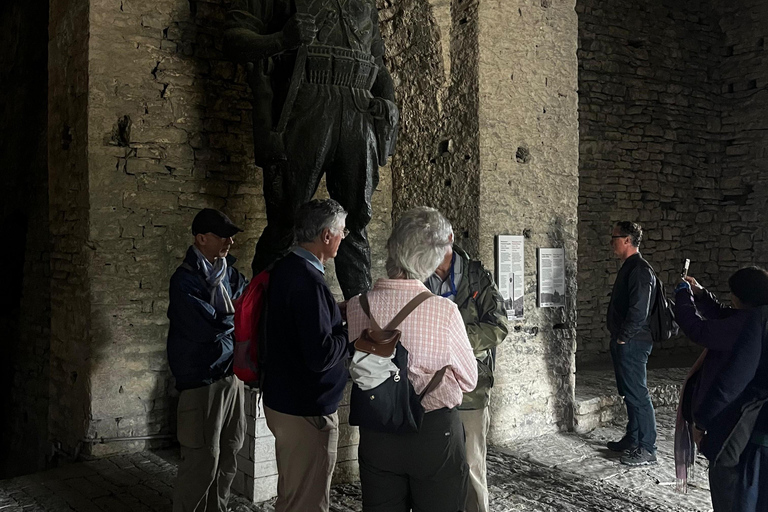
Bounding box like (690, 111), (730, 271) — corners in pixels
(605, 221), (659, 465)
(262, 198), (351, 512)
(674, 267), (768, 511)
(167, 208), (248, 512)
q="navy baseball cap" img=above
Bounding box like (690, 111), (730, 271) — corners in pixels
(191, 209), (243, 238)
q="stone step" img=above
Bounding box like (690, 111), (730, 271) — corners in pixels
(573, 367), (689, 434)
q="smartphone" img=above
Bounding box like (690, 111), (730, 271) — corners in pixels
(681, 259), (690, 280)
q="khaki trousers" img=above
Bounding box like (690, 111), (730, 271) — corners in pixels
(264, 406), (339, 512)
(173, 375), (245, 512)
(459, 408), (491, 512)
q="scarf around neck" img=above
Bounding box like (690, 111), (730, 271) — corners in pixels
(193, 246), (235, 314)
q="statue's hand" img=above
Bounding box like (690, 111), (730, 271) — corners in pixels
(283, 13), (317, 49)
(368, 97), (386, 118)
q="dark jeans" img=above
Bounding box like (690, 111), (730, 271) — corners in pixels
(358, 408), (468, 512)
(610, 339), (657, 452)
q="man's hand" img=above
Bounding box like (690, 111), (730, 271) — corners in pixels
(616, 339), (626, 345)
(683, 276), (705, 296)
(282, 13), (317, 49)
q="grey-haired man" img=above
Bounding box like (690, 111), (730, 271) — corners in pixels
(262, 199), (351, 512)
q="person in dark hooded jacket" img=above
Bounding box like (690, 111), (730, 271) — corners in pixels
(167, 208), (248, 512)
(675, 267), (768, 512)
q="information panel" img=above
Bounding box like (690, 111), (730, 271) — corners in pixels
(496, 235), (524, 320)
(538, 248), (566, 308)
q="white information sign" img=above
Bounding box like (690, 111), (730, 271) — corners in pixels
(496, 235), (524, 320)
(538, 248), (566, 307)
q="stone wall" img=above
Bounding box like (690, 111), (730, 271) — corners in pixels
(0, 0), (51, 478)
(716, 0), (768, 276)
(576, 0), (724, 365)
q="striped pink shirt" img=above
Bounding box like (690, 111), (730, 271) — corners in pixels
(347, 278), (478, 412)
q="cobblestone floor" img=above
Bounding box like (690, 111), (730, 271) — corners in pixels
(1, 408), (712, 512)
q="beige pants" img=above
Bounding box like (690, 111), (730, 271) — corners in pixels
(173, 375), (245, 512)
(459, 407), (491, 512)
(265, 406), (339, 512)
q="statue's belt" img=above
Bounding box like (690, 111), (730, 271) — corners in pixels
(273, 46), (379, 91)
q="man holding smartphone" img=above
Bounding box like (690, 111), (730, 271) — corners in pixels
(606, 221), (658, 466)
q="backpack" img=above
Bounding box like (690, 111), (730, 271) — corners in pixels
(648, 269), (679, 343)
(233, 269), (270, 386)
(348, 292), (448, 434)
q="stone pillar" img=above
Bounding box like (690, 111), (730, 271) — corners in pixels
(392, 0), (579, 441)
(474, 0), (580, 442)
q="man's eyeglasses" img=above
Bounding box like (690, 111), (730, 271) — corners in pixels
(611, 235), (628, 239)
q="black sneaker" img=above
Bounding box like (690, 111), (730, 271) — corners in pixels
(606, 437), (638, 453)
(620, 447), (657, 466)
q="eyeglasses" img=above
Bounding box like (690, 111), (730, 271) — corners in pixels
(611, 235), (628, 239)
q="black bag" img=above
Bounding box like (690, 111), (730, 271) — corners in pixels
(349, 292), (447, 434)
(648, 270), (679, 343)
(710, 392), (768, 467)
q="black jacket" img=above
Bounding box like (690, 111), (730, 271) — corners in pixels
(695, 306), (768, 459)
(166, 247), (248, 391)
(606, 253), (656, 344)
(262, 253), (349, 417)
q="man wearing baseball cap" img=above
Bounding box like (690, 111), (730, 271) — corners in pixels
(167, 208), (248, 512)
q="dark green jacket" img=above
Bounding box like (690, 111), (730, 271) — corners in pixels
(428, 246), (509, 409)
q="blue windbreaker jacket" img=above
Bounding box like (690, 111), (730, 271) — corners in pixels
(166, 246), (248, 391)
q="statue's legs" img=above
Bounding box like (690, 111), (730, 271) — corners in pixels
(251, 86), (378, 299)
(251, 87), (332, 276)
(326, 96), (379, 299)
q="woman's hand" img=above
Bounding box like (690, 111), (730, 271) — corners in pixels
(684, 276), (705, 296)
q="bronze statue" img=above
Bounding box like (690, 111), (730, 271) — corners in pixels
(225, 0), (398, 298)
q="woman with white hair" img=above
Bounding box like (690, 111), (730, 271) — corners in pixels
(346, 207), (478, 511)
